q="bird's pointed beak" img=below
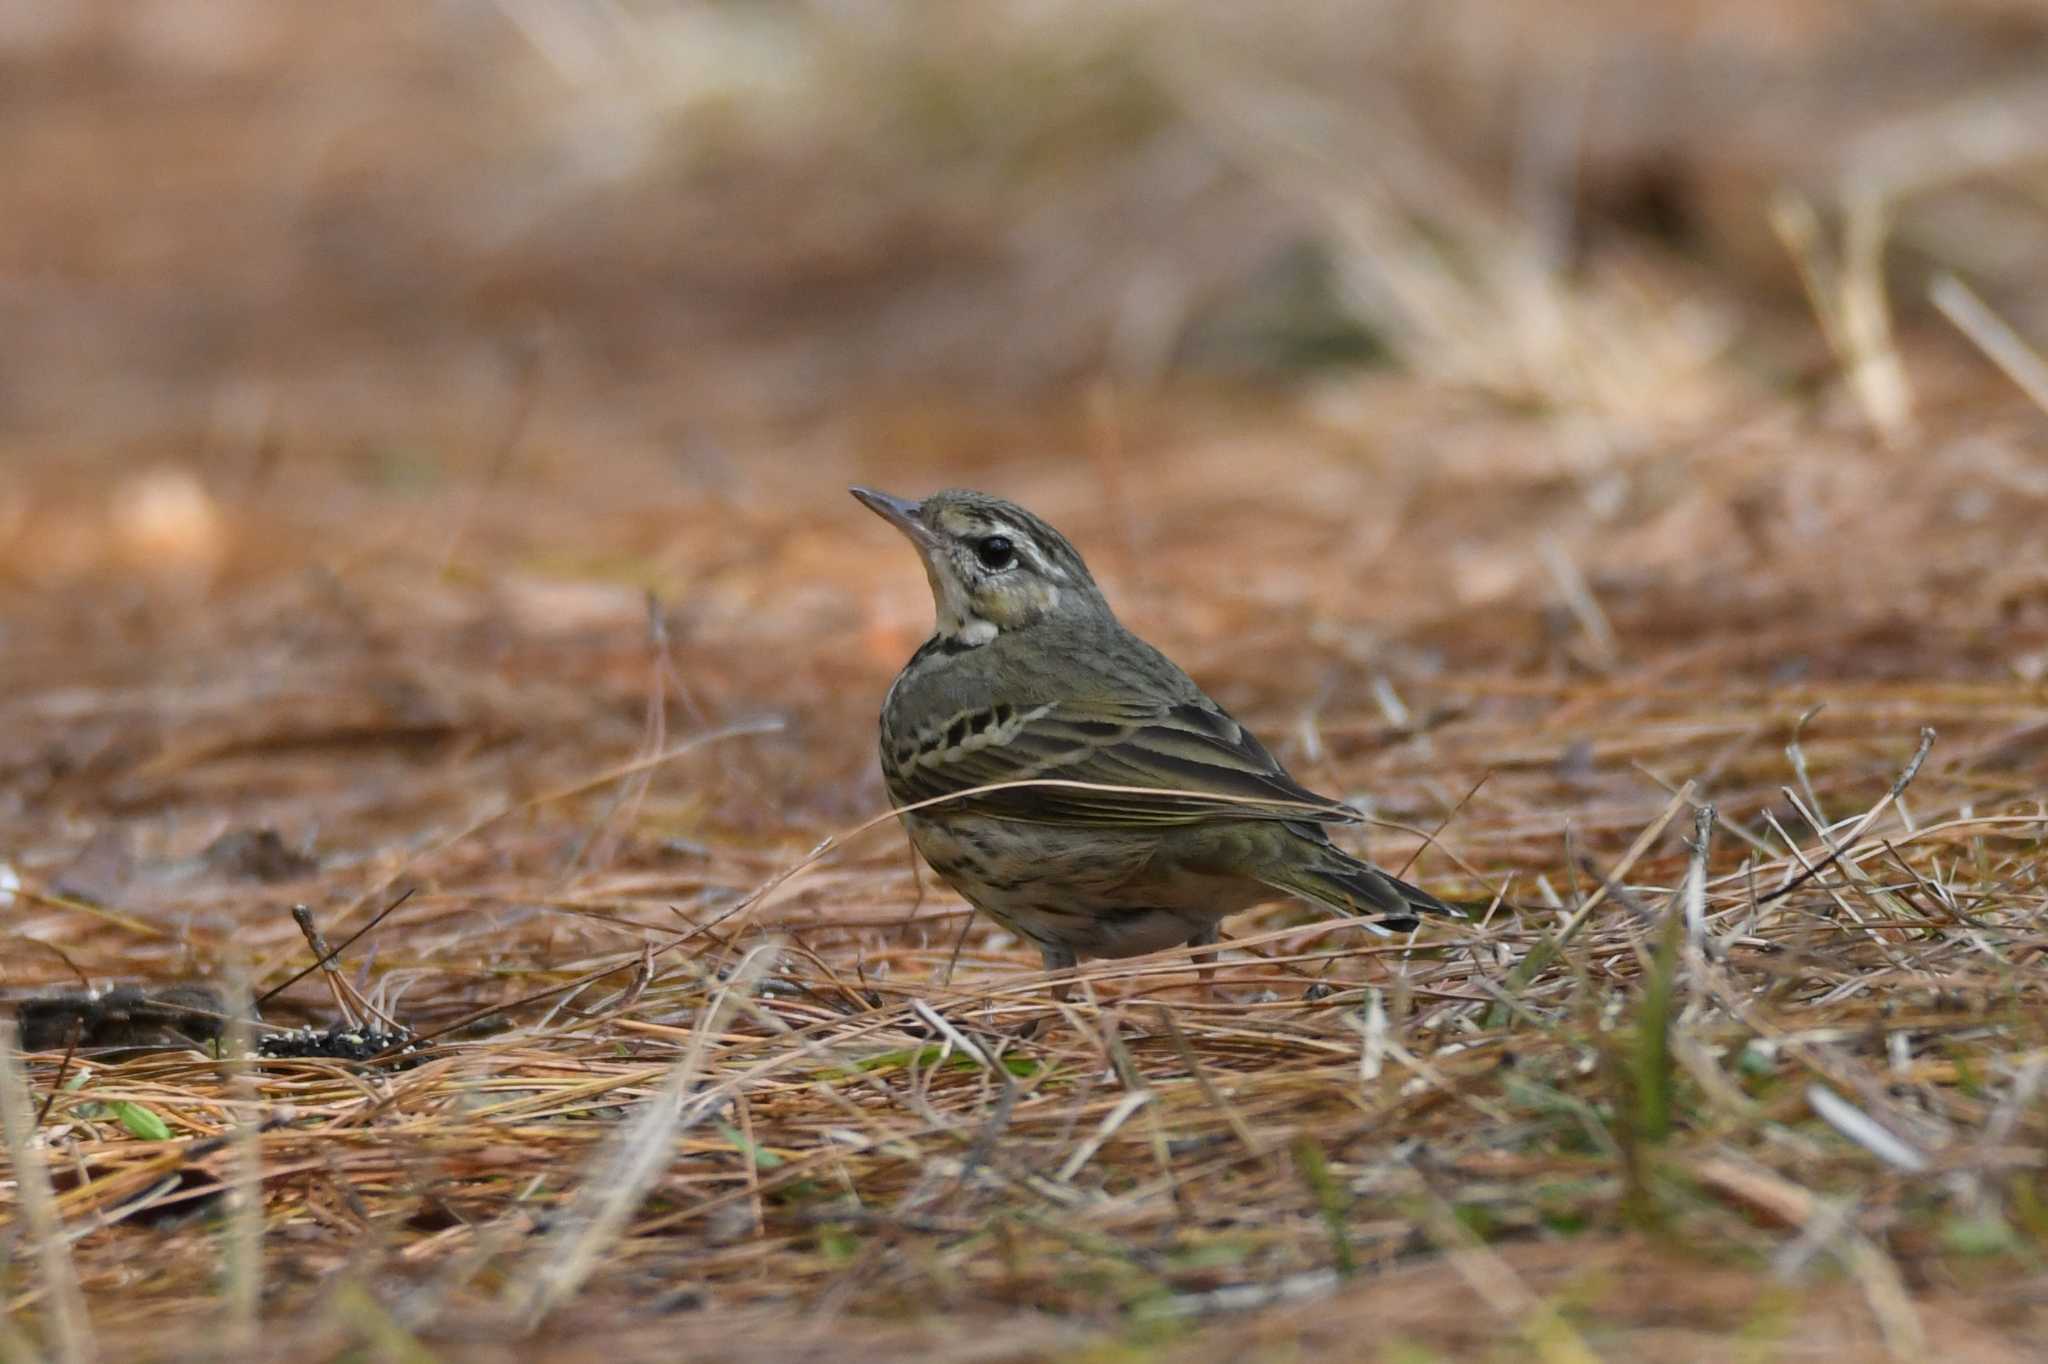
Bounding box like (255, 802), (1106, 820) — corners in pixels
(850, 486), (938, 548)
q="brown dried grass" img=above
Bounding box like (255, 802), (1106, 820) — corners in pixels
(4, 371), (2045, 1361)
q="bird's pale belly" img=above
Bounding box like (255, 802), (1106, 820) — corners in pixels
(901, 812), (1276, 960)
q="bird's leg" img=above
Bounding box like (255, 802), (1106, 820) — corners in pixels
(1039, 943), (1078, 1004)
(1186, 923), (1223, 993)
(1000, 943), (1078, 1041)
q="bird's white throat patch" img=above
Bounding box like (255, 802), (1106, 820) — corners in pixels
(924, 558), (996, 646)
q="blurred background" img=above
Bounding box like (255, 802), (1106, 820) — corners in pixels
(4, 0), (2048, 920)
(6, 1), (2048, 418)
(7, 2), (2048, 563)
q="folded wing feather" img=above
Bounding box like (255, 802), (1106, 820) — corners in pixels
(886, 696), (1359, 827)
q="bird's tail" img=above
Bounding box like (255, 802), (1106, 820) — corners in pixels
(1260, 843), (1461, 934)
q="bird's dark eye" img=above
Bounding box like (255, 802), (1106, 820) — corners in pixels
(974, 536), (1016, 570)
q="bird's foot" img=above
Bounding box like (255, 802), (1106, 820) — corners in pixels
(1186, 925), (1226, 996)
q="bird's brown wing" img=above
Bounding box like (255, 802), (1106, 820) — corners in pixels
(882, 695), (1359, 827)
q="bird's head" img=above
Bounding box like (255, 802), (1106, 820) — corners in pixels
(852, 487), (1107, 646)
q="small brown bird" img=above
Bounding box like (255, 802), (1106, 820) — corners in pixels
(854, 487), (1455, 991)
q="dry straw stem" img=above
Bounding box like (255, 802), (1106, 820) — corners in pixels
(1931, 273), (2048, 416)
(1771, 188), (1914, 444)
(1158, 48), (1722, 427)
(221, 978), (263, 1354)
(340, 714), (786, 927)
(0, 1022), (95, 1364)
(1413, 1180), (1601, 1364)
(503, 941), (783, 1328)
(1691, 1152), (1926, 1361)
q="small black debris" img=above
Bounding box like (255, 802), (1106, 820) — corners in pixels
(257, 1021), (430, 1068)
